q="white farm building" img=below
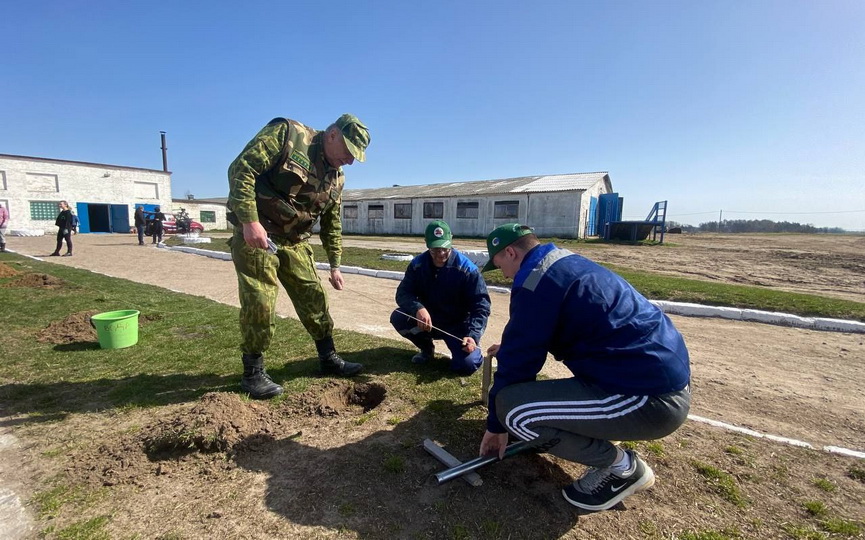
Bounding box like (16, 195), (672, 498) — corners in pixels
(340, 172), (614, 239)
(0, 154), (227, 233)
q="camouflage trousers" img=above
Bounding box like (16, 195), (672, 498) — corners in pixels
(230, 228), (333, 354)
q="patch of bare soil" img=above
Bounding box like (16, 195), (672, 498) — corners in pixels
(0, 261), (21, 278)
(36, 311), (100, 345)
(569, 234), (865, 303)
(0, 273), (66, 289)
(66, 384), (390, 490)
(32, 388), (865, 539)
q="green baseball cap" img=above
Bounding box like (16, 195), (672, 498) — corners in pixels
(425, 220), (452, 249)
(335, 113), (370, 162)
(482, 223), (535, 272)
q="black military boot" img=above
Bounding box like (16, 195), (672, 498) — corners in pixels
(240, 353), (284, 399)
(0, 243), (6, 252)
(316, 336), (363, 376)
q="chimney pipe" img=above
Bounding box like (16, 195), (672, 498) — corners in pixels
(160, 131), (168, 172)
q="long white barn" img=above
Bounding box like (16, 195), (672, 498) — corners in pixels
(340, 172), (613, 239)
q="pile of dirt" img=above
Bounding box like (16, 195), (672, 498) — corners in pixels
(0, 262), (21, 278)
(142, 392), (283, 457)
(66, 383), (387, 489)
(36, 310), (100, 344)
(66, 392), (283, 488)
(1, 272), (66, 289)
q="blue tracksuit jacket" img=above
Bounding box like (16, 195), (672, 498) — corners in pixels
(487, 243), (691, 433)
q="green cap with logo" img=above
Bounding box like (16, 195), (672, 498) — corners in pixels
(425, 220), (452, 249)
(482, 223), (535, 272)
(335, 113), (370, 162)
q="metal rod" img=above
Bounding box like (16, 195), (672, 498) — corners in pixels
(394, 309), (463, 343)
(423, 439), (482, 487)
(345, 287), (466, 344)
(435, 441), (531, 485)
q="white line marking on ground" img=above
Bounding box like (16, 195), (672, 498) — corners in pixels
(688, 414), (864, 458)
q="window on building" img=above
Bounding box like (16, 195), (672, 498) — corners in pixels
(0, 170), (7, 190)
(394, 203), (412, 219)
(344, 205), (358, 219)
(457, 202), (479, 219)
(494, 201), (519, 219)
(30, 201), (60, 220)
(368, 205), (384, 219)
(423, 202), (443, 219)
(199, 210), (216, 223)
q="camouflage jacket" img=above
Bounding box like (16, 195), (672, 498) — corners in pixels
(227, 118), (344, 268)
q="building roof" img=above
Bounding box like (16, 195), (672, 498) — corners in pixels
(0, 153), (170, 175)
(172, 197), (229, 205)
(342, 172), (610, 201)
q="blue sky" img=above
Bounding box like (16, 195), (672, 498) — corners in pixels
(2, 1), (863, 230)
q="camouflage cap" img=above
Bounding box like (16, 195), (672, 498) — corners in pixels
(425, 220), (452, 249)
(482, 223), (535, 272)
(335, 113), (370, 162)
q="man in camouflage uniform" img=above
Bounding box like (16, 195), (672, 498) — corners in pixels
(227, 113), (370, 399)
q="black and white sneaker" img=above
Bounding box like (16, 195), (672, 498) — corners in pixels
(562, 450), (655, 512)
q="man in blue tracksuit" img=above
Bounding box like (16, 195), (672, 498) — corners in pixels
(390, 220), (491, 374)
(479, 223), (691, 512)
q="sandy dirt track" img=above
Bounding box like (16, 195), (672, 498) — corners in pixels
(7, 232), (864, 452)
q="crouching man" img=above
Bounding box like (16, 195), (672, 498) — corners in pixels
(390, 220), (491, 374)
(479, 223), (691, 512)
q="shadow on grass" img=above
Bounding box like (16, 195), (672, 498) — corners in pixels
(271, 346), (466, 385)
(234, 400), (581, 538)
(0, 347), (468, 425)
(53, 342), (102, 352)
(0, 373), (236, 424)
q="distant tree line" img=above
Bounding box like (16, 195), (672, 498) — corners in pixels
(666, 219), (849, 234)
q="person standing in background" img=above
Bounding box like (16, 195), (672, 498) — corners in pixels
(0, 203), (8, 253)
(151, 206), (166, 246)
(134, 206), (146, 246)
(50, 201), (74, 257)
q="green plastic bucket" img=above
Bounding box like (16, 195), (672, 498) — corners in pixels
(90, 310), (140, 349)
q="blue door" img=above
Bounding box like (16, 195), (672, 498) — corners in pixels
(75, 202), (91, 233)
(110, 204), (131, 233)
(587, 196), (598, 236)
(597, 193), (621, 239)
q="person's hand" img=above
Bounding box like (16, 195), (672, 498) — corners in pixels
(329, 268), (344, 290)
(461, 336), (477, 353)
(242, 221), (269, 250)
(415, 307), (432, 332)
(486, 343), (501, 357)
(479, 430), (509, 459)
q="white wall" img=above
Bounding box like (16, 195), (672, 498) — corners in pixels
(170, 201), (228, 230)
(338, 191), (590, 238)
(0, 156), (171, 232)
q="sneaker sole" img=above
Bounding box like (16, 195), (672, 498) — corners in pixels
(561, 464), (656, 512)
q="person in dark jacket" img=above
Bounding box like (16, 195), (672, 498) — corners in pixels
(150, 206), (166, 245)
(478, 223), (691, 513)
(50, 200), (74, 256)
(390, 220), (491, 374)
(134, 206), (146, 245)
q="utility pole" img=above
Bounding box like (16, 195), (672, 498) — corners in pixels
(160, 131), (168, 172)
(718, 209), (723, 233)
